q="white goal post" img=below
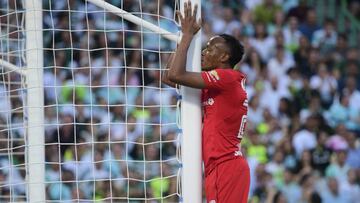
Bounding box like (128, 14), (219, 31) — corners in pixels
(178, 1), (202, 203)
(25, 1), (45, 202)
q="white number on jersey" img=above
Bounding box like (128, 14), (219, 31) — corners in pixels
(237, 115), (247, 139)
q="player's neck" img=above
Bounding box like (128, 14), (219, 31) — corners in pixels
(218, 63), (233, 69)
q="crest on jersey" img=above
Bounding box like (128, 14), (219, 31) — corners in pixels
(208, 98), (214, 105)
(209, 70), (220, 80)
(202, 98), (214, 106)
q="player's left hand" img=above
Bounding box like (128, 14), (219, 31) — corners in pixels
(176, 1), (201, 37)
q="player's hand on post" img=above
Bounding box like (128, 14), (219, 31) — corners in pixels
(176, 1), (201, 37)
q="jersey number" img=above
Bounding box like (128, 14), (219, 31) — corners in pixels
(237, 115), (247, 139)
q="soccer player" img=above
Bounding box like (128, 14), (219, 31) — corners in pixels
(162, 2), (250, 203)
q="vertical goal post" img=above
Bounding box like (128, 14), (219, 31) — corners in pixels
(25, 0), (45, 202)
(178, 0), (203, 203)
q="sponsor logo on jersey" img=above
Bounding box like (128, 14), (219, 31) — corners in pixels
(235, 143), (243, 156)
(209, 70), (220, 80)
(202, 98), (214, 106)
(208, 98), (214, 105)
(234, 150), (243, 156)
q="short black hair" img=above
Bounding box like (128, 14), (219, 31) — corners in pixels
(310, 192), (322, 203)
(324, 17), (335, 25)
(219, 34), (244, 68)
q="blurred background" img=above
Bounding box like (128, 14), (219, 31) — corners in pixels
(1, 0), (360, 202)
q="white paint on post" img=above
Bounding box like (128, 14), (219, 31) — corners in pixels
(25, 0), (45, 202)
(180, 0), (202, 202)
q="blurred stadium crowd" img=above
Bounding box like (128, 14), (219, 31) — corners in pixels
(1, 0), (360, 202)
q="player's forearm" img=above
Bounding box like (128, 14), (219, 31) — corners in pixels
(161, 53), (177, 87)
(168, 34), (192, 83)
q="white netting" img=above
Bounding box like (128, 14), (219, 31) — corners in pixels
(1, 0), (181, 202)
(0, 0), (27, 202)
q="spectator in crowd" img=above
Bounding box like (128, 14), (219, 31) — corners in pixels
(326, 149), (351, 184)
(287, 0), (310, 22)
(283, 16), (303, 53)
(312, 18), (337, 54)
(327, 92), (360, 131)
(299, 9), (320, 41)
(340, 168), (360, 203)
(281, 169), (301, 203)
(253, 0), (282, 24)
(292, 115), (318, 157)
(249, 22), (275, 61)
(309, 63), (337, 107)
(345, 132), (360, 169)
(310, 131), (332, 175)
(343, 76), (360, 112)
(320, 177), (349, 203)
(267, 45), (295, 78)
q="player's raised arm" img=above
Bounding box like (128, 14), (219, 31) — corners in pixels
(167, 2), (206, 89)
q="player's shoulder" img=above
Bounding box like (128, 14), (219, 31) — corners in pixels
(215, 68), (246, 80)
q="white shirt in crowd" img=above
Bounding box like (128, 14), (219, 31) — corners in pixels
(292, 129), (317, 157)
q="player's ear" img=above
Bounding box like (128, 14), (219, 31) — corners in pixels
(220, 52), (230, 63)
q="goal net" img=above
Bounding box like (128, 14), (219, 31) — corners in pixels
(0, 0), (27, 202)
(0, 0), (202, 202)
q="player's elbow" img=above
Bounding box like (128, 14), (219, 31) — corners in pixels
(168, 69), (188, 84)
(161, 77), (173, 87)
(169, 75), (184, 85)
(167, 71), (178, 83)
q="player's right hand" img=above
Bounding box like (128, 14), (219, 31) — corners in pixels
(176, 1), (201, 37)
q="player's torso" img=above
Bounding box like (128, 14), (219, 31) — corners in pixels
(201, 71), (248, 173)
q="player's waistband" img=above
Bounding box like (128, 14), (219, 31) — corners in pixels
(204, 152), (244, 177)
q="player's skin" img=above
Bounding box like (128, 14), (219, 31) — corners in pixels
(162, 1), (233, 88)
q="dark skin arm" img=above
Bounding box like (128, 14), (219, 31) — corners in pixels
(161, 53), (177, 88)
(167, 2), (206, 89)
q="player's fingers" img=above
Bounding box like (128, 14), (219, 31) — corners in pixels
(186, 2), (191, 19)
(175, 10), (180, 22)
(175, 10), (184, 24)
(184, 2), (188, 18)
(193, 4), (198, 18)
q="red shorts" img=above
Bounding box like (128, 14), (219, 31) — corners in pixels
(205, 156), (250, 203)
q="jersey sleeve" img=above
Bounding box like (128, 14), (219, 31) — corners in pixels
(201, 69), (237, 90)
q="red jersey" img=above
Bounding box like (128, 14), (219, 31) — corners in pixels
(201, 68), (248, 176)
